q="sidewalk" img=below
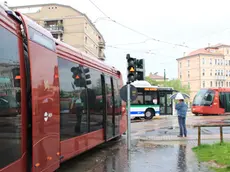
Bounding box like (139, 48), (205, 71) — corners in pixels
(139, 134), (230, 141)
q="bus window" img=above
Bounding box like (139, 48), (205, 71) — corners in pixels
(145, 91), (157, 105)
(132, 92), (143, 104)
(0, 26), (22, 168)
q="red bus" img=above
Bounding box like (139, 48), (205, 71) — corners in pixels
(192, 88), (230, 115)
(0, 5), (127, 172)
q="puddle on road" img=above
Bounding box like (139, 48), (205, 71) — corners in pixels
(131, 142), (213, 172)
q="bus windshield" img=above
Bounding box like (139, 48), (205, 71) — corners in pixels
(193, 89), (215, 106)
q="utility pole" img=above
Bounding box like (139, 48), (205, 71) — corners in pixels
(127, 82), (131, 150)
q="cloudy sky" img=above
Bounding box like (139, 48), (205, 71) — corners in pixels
(6, 0), (230, 81)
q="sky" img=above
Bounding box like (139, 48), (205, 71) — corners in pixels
(5, 0), (230, 81)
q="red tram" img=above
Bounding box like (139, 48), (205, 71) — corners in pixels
(192, 88), (230, 115)
(0, 5), (127, 172)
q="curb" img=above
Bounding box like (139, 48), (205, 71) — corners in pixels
(138, 134), (230, 142)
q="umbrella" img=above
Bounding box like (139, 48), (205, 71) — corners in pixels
(169, 92), (190, 100)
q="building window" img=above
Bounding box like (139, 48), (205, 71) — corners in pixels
(188, 82), (190, 89)
(221, 59), (223, 65)
(215, 70), (217, 76)
(227, 82), (228, 87)
(188, 71), (190, 78)
(202, 58), (205, 65)
(203, 81), (205, 88)
(210, 69), (212, 76)
(85, 36), (88, 44)
(215, 59), (217, 65)
(218, 70), (220, 76)
(226, 70), (228, 77)
(218, 81), (220, 87)
(210, 58), (212, 65)
(180, 72), (182, 79)
(221, 70), (223, 76)
(210, 81), (213, 87)
(202, 69), (205, 76)
(216, 81), (218, 87)
(180, 62), (182, 68)
(218, 59), (220, 65)
(226, 60), (228, 66)
(229, 60), (230, 66)
(221, 81), (224, 87)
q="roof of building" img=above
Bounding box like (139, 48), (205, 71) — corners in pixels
(10, 3), (105, 43)
(149, 72), (168, 80)
(211, 43), (230, 48)
(177, 43), (229, 61)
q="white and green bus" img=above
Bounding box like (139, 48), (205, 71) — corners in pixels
(130, 81), (174, 119)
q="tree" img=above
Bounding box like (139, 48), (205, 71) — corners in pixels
(145, 77), (190, 95)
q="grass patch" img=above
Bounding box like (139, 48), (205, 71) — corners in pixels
(192, 142), (230, 172)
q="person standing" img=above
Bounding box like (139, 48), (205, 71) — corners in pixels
(175, 99), (188, 137)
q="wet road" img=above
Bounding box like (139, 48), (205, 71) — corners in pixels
(57, 115), (230, 172)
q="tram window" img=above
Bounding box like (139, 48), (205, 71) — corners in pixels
(28, 27), (55, 51)
(113, 78), (122, 115)
(105, 75), (113, 138)
(0, 26), (22, 168)
(84, 67), (103, 132)
(58, 58), (88, 140)
(113, 78), (122, 135)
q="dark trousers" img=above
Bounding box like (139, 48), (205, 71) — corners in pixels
(178, 116), (187, 136)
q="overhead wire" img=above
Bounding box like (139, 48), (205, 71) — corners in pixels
(88, 0), (189, 48)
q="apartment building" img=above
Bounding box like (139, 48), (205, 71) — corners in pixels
(177, 44), (230, 101)
(11, 3), (105, 60)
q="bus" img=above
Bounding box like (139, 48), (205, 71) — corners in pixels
(130, 81), (174, 119)
(192, 88), (230, 115)
(0, 5), (126, 172)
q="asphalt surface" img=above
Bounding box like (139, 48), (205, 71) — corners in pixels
(57, 115), (230, 172)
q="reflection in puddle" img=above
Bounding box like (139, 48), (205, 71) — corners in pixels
(177, 145), (187, 172)
(58, 138), (212, 172)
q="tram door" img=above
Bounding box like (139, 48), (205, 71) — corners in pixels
(101, 75), (115, 141)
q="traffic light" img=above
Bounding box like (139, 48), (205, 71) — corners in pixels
(71, 66), (84, 87)
(126, 54), (136, 83)
(135, 59), (145, 80)
(84, 67), (91, 85)
(12, 68), (20, 87)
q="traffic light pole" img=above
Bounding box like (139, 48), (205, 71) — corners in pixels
(127, 81), (131, 151)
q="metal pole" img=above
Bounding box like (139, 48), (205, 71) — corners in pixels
(127, 82), (131, 150)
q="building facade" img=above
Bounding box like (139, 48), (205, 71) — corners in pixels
(177, 44), (230, 101)
(11, 3), (105, 60)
